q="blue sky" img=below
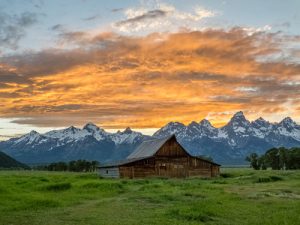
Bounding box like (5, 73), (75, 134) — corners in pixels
(1, 0), (299, 53)
(0, 0), (299, 138)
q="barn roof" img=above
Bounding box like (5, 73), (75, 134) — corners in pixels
(127, 135), (174, 159)
(98, 157), (150, 168)
(98, 134), (221, 168)
(98, 135), (174, 168)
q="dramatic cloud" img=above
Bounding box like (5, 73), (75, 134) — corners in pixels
(115, 9), (168, 29)
(113, 3), (216, 32)
(82, 14), (101, 21)
(0, 28), (300, 128)
(0, 12), (37, 50)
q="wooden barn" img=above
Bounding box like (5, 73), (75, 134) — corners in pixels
(98, 135), (220, 178)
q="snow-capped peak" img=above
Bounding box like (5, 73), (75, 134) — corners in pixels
(29, 130), (39, 135)
(164, 122), (185, 131)
(279, 117), (297, 127)
(234, 111), (244, 116)
(153, 121), (186, 138)
(188, 121), (198, 127)
(199, 119), (213, 128)
(15, 130), (43, 144)
(256, 117), (266, 122)
(228, 111), (250, 126)
(122, 127), (133, 134)
(45, 126), (88, 141)
(109, 128), (144, 144)
(83, 122), (100, 132)
(231, 111), (246, 121)
(220, 111), (250, 137)
(252, 117), (270, 126)
(66, 126), (80, 133)
(166, 121), (185, 127)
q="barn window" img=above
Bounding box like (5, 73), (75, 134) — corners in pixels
(106, 170), (108, 174)
(159, 163), (166, 169)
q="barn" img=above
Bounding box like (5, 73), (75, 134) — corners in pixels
(98, 135), (220, 178)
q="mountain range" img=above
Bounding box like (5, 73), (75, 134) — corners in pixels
(0, 111), (300, 165)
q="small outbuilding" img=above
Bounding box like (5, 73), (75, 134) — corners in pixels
(98, 135), (220, 178)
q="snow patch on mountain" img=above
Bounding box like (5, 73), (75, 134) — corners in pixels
(2, 111), (300, 165)
(110, 127), (145, 145)
(15, 131), (46, 145)
(154, 111), (300, 148)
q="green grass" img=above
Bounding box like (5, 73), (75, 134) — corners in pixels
(0, 169), (299, 225)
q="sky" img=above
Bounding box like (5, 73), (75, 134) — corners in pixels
(0, 0), (300, 139)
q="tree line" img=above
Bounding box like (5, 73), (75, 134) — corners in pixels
(246, 147), (300, 170)
(34, 160), (99, 172)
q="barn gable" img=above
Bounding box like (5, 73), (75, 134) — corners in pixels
(127, 135), (173, 159)
(155, 135), (190, 157)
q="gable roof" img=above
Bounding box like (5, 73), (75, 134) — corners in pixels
(98, 134), (221, 168)
(98, 157), (150, 168)
(127, 135), (175, 159)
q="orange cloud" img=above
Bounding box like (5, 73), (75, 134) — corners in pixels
(0, 28), (300, 128)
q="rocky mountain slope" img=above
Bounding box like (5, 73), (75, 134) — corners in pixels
(154, 112), (300, 164)
(1, 112), (300, 165)
(0, 123), (149, 164)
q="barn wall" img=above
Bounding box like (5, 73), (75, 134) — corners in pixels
(153, 138), (220, 178)
(119, 158), (156, 178)
(100, 158), (219, 178)
(187, 157), (220, 177)
(98, 167), (120, 178)
(99, 136), (220, 178)
(155, 157), (189, 178)
(152, 138), (190, 177)
(120, 165), (156, 178)
(211, 165), (220, 177)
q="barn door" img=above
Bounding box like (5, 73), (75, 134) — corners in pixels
(173, 164), (187, 178)
(159, 164), (167, 177)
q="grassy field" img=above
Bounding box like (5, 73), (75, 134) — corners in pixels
(0, 169), (299, 225)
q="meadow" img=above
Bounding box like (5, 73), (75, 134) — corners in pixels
(0, 169), (299, 225)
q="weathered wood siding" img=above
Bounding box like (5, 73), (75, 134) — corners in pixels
(211, 165), (220, 177)
(98, 167), (120, 178)
(119, 158), (156, 178)
(99, 136), (220, 178)
(187, 157), (216, 177)
(155, 137), (188, 157)
(154, 137), (188, 178)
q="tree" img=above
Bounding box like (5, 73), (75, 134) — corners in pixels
(286, 148), (300, 169)
(91, 161), (99, 172)
(35, 160), (99, 172)
(278, 147), (288, 170)
(265, 148), (280, 170)
(246, 153), (260, 170)
(258, 155), (267, 170)
(247, 147), (300, 170)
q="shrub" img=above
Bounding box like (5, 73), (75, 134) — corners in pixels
(39, 177), (49, 182)
(220, 173), (233, 178)
(257, 177), (271, 183)
(269, 175), (283, 181)
(256, 176), (283, 183)
(81, 181), (103, 189)
(44, 182), (72, 191)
